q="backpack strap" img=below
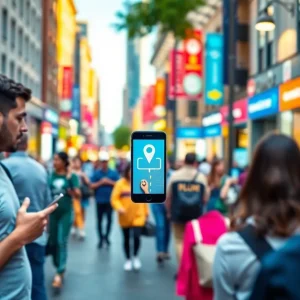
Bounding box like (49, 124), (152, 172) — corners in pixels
(0, 162), (13, 182)
(237, 224), (273, 262)
(191, 219), (203, 244)
(192, 171), (200, 183)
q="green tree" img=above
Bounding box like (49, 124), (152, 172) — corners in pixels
(113, 0), (205, 39)
(113, 126), (131, 150)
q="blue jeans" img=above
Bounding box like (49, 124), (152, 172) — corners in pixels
(25, 243), (47, 300)
(151, 204), (170, 253)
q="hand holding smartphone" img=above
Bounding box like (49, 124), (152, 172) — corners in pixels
(47, 193), (64, 208)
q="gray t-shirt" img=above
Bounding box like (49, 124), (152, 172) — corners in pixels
(0, 165), (32, 299)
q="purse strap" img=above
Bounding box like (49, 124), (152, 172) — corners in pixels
(191, 219), (203, 244)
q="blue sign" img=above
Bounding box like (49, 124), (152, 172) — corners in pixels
(44, 108), (59, 125)
(176, 127), (203, 139)
(248, 87), (279, 120)
(72, 85), (81, 121)
(205, 33), (224, 105)
(203, 125), (222, 138)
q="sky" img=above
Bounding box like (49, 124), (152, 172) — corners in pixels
(75, 0), (127, 133)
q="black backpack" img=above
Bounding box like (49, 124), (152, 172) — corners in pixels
(170, 172), (205, 223)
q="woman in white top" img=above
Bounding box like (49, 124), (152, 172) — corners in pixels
(213, 133), (300, 300)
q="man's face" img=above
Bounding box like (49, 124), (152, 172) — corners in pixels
(0, 97), (28, 152)
(101, 160), (108, 169)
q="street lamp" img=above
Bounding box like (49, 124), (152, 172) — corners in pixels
(255, 0), (295, 32)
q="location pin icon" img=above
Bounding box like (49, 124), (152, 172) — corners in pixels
(144, 144), (155, 163)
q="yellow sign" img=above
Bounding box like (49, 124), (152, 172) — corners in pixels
(178, 183), (201, 193)
(207, 89), (223, 101)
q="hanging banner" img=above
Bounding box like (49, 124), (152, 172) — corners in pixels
(168, 50), (186, 99)
(71, 84), (81, 121)
(182, 29), (203, 99)
(154, 78), (166, 117)
(60, 66), (73, 119)
(205, 33), (224, 105)
(142, 86), (156, 124)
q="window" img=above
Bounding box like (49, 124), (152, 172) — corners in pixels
(188, 101), (199, 118)
(24, 73), (28, 86)
(25, 36), (29, 62)
(258, 31), (266, 72)
(31, 8), (35, 33)
(18, 28), (23, 56)
(1, 8), (8, 42)
(19, 0), (24, 17)
(17, 67), (22, 82)
(26, 1), (30, 25)
(258, 48), (264, 72)
(10, 61), (15, 79)
(12, 0), (17, 8)
(11, 19), (16, 51)
(1, 54), (7, 74)
(266, 30), (275, 67)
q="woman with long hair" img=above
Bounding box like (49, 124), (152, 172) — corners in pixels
(111, 164), (149, 271)
(206, 158), (236, 215)
(213, 133), (300, 300)
(47, 152), (81, 288)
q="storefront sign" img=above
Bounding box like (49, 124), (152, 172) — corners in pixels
(183, 29), (203, 98)
(248, 87), (279, 120)
(41, 121), (52, 135)
(205, 33), (224, 105)
(142, 85), (156, 123)
(220, 98), (248, 125)
(202, 111), (222, 127)
(43, 108), (59, 136)
(168, 50), (186, 99)
(279, 77), (300, 112)
(176, 127), (203, 139)
(60, 66), (73, 119)
(72, 84), (81, 121)
(203, 125), (222, 138)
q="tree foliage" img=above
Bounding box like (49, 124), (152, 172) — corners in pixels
(113, 125), (131, 150)
(113, 0), (206, 39)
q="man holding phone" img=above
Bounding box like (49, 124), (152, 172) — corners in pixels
(3, 134), (52, 300)
(0, 75), (57, 300)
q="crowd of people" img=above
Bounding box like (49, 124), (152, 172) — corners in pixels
(2, 74), (300, 300)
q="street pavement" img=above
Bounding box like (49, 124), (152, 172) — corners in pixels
(45, 201), (180, 300)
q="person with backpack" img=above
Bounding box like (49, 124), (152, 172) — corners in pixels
(177, 210), (228, 300)
(213, 133), (300, 300)
(166, 153), (209, 265)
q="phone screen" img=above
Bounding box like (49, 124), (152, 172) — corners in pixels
(131, 131), (166, 203)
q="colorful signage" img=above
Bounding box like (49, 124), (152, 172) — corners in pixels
(248, 87), (279, 120)
(154, 78), (166, 117)
(142, 85), (156, 124)
(168, 50), (186, 99)
(279, 77), (300, 111)
(176, 127), (203, 139)
(205, 33), (224, 105)
(202, 111), (222, 127)
(203, 125), (222, 138)
(183, 30), (203, 98)
(72, 84), (81, 121)
(60, 66), (73, 118)
(220, 98), (248, 125)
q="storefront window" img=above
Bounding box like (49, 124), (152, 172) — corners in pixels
(280, 111), (293, 136)
(27, 116), (40, 158)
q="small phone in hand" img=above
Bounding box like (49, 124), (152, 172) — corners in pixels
(47, 193), (64, 208)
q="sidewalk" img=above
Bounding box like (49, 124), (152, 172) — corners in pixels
(45, 200), (180, 300)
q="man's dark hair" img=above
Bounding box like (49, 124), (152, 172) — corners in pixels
(0, 75), (31, 116)
(184, 152), (196, 165)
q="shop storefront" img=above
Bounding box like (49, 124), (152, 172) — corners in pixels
(202, 112), (223, 159)
(279, 77), (300, 146)
(26, 100), (44, 158)
(41, 108), (59, 162)
(176, 127), (204, 161)
(220, 98), (249, 165)
(248, 87), (279, 152)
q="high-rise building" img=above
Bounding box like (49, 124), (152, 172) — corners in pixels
(122, 87), (131, 126)
(0, 0), (44, 158)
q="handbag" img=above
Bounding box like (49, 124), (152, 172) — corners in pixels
(191, 219), (216, 288)
(141, 221), (156, 237)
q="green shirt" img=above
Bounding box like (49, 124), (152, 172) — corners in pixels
(49, 172), (80, 214)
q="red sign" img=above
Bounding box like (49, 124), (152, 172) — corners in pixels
(182, 29), (203, 99)
(62, 67), (73, 99)
(142, 86), (156, 124)
(168, 50), (186, 99)
(41, 121), (52, 134)
(247, 79), (256, 97)
(220, 98), (248, 125)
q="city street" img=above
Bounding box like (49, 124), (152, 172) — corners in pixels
(45, 201), (180, 300)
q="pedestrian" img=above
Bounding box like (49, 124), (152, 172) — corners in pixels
(91, 152), (120, 249)
(47, 152), (81, 289)
(151, 159), (173, 263)
(2, 134), (52, 300)
(71, 156), (92, 239)
(111, 164), (149, 271)
(165, 153), (209, 266)
(0, 75), (57, 300)
(213, 133), (300, 300)
(206, 159), (236, 215)
(198, 158), (211, 176)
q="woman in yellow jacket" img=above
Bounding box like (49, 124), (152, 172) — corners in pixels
(111, 164), (149, 271)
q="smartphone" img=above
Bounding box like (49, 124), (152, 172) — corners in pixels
(47, 193), (64, 207)
(131, 131), (166, 203)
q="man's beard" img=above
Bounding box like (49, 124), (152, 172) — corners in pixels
(0, 121), (22, 152)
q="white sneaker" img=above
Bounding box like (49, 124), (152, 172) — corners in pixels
(133, 257), (141, 270)
(78, 230), (86, 240)
(124, 260), (133, 271)
(71, 227), (76, 236)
